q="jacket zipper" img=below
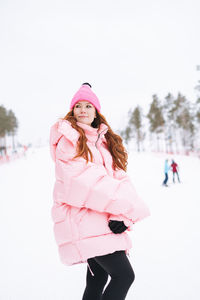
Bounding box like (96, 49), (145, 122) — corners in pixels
(95, 129), (107, 166)
(95, 133), (101, 148)
(95, 128), (107, 149)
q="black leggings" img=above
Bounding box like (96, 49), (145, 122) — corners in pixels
(82, 250), (135, 300)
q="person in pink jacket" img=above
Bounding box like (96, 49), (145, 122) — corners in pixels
(50, 83), (150, 300)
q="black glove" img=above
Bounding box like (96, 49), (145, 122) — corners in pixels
(108, 220), (128, 234)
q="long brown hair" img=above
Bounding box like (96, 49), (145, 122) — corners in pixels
(62, 110), (128, 171)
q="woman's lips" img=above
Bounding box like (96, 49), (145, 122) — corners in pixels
(79, 116), (88, 118)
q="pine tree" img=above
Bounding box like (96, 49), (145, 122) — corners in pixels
(0, 105), (7, 137)
(120, 126), (132, 145)
(0, 105), (8, 154)
(196, 98), (200, 124)
(172, 93), (194, 153)
(0, 106), (18, 154)
(129, 106), (144, 151)
(7, 110), (18, 150)
(147, 95), (165, 151)
(163, 93), (175, 153)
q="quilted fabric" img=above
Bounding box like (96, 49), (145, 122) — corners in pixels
(50, 120), (150, 265)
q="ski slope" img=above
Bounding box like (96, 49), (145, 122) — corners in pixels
(0, 148), (200, 300)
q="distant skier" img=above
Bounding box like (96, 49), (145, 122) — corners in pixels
(171, 160), (180, 183)
(162, 159), (170, 187)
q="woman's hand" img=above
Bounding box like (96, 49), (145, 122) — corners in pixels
(108, 220), (128, 234)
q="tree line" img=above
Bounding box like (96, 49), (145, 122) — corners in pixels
(0, 105), (18, 155)
(121, 92), (200, 154)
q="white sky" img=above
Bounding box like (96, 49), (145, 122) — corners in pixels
(0, 0), (200, 144)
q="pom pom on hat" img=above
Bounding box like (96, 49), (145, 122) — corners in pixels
(82, 82), (92, 88)
(70, 83), (101, 112)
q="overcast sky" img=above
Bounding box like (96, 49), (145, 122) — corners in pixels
(0, 0), (200, 145)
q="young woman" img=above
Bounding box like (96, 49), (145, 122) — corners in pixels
(50, 83), (150, 300)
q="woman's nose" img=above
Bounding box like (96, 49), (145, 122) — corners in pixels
(80, 107), (86, 113)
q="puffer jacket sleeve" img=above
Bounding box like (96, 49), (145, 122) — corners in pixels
(55, 156), (149, 223)
(107, 169), (142, 229)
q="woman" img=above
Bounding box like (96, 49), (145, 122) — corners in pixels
(50, 83), (150, 300)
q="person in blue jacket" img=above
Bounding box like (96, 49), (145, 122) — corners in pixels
(162, 159), (171, 186)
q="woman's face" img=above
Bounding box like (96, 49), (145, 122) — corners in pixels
(73, 101), (96, 126)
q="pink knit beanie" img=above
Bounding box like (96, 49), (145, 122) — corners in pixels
(70, 83), (101, 112)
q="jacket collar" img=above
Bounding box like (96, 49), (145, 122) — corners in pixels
(57, 120), (108, 145)
(77, 122), (108, 144)
(77, 122), (108, 135)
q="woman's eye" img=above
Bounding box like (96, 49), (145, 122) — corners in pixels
(75, 104), (92, 108)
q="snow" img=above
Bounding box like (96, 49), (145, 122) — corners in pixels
(0, 148), (200, 299)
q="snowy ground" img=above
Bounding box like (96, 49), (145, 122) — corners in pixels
(0, 147), (200, 300)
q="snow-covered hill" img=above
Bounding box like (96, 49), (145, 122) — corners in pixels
(0, 148), (200, 300)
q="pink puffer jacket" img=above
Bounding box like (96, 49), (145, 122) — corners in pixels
(50, 120), (150, 266)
